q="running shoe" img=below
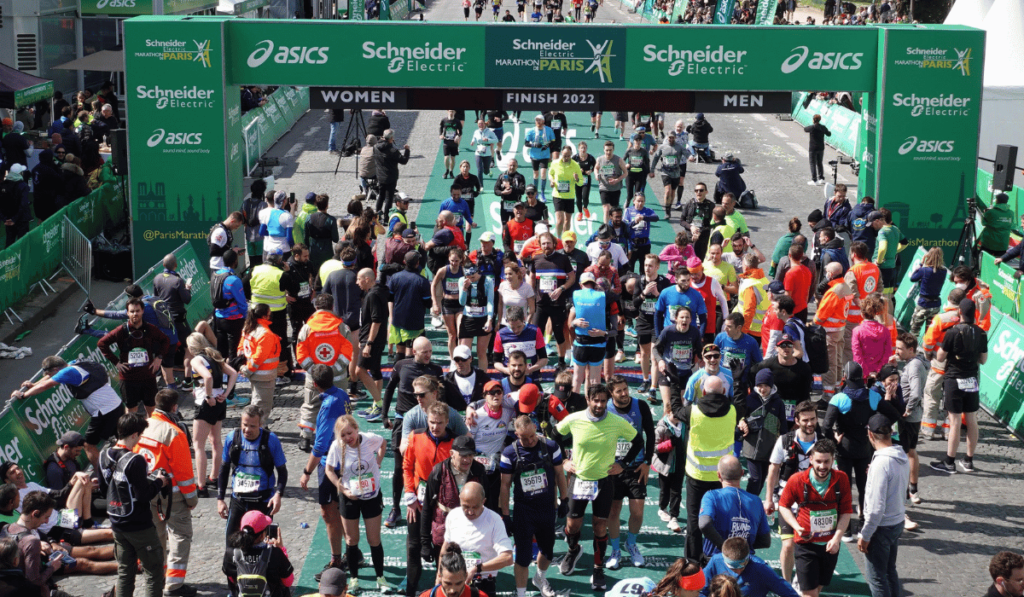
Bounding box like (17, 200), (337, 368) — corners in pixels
(604, 549), (621, 571)
(396, 578), (408, 595)
(74, 315), (91, 336)
(668, 517), (682, 533)
(672, 200), (683, 211)
(576, 212), (583, 221)
(275, 376), (290, 387)
(584, 208), (591, 218)
(625, 326), (638, 337)
(348, 578), (360, 594)
(226, 395), (251, 408)
(298, 437), (312, 453)
(590, 568), (607, 591)
(647, 388), (658, 404)
(808, 180), (819, 185)
(638, 380), (651, 394)
(658, 509), (671, 522)
(627, 543), (645, 567)
(929, 459), (957, 474)
(365, 404), (384, 423)
(384, 507), (401, 529)
(559, 545), (583, 575)
(314, 560), (342, 583)
(431, 315), (443, 329)
(909, 489), (922, 504)
(904, 515), (919, 531)
(532, 572), (557, 597)
(957, 459), (975, 473)
(377, 577), (397, 593)
(614, 351), (625, 363)
(356, 405), (375, 418)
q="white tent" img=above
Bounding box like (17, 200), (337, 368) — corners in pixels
(947, 0), (1024, 176)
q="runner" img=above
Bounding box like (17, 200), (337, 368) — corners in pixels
(499, 415), (568, 597)
(556, 384), (641, 591)
(650, 131), (688, 219)
(493, 310), (547, 376)
(467, 381), (515, 512)
(525, 115), (555, 201)
(431, 248), (466, 359)
(777, 439), (854, 597)
(595, 141), (627, 223)
(700, 538), (799, 597)
(654, 306), (702, 416)
(530, 232), (576, 369)
(494, 160), (527, 225)
(458, 264), (495, 370)
(698, 455), (771, 558)
(549, 146), (583, 237)
(605, 375), (655, 570)
(625, 193), (660, 273)
(440, 110), (463, 180)
(437, 482), (513, 597)
(571, 272), (612, 392)
(635, 254), (673, 400)
(655, 264), (708, 339)
(572, 142), (596, 221)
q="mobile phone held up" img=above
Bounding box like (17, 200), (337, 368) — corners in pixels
(266, 523), (279, 540)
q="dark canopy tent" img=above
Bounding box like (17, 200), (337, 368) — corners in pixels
(0, 62), (54, 109)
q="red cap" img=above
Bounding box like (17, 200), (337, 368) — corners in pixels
(517, 383), (540, 413)
(484, 380), (502, 393)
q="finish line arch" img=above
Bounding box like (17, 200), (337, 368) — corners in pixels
(123, 18), (984, 277)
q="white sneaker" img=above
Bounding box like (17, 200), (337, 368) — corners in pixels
(532, 572), (556, 597)
(808, 180), (818, 185)
(791, 577), (801, 594)
(604, 549), (621, 570)
(626, 543), (645, 567)
(904, 515), (920, 531)
(430, 315), (443, 329)
(668, 517), (682, 533)
(909, 489), (922, 504)
(658, 509), (671, 522)
(817, 179), (826, 186)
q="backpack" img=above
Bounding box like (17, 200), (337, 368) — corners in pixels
(211, 271), (235, 310)
(805, 324), (830, 374)
(144, 296), (175, 333)
(242, 196), (263, 228)
(233, 546), (273, 597)
(228, 429), (276, 486)
(738, 189), (758, 210)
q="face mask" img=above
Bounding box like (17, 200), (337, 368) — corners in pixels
(955, 282), (968, 290)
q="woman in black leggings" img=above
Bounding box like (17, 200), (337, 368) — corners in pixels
(624, 136), (651, 202)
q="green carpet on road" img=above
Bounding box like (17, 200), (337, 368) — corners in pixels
(295, 113), (870, 597)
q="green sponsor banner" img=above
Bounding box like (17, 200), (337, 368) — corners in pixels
(350, 0), (364, 18)
(14, 81), (54, 108)
(125, 17), (236, 278)
(792, 96), (862, 157)
(0, 414), (46, 482)
(80, 0), (153, 15)
(164, 0), (219, 13)
(755, 0), (774, 24)
(379, 0), (391, 19)
(234, 0), (269, 13)
(227, 22), (486, 87)
(979, 313), (1024, 437)
(624, 26), (877, 91)
(713, 0), (732, 24)
(980, 251), (1023, 319)
(869, 25), (984, 255)
(484, 26), (627, 89)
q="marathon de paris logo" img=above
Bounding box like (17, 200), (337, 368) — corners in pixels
(585, 39), (615, 84)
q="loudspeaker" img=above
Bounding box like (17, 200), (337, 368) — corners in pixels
(993, 144), (1018, 192)
(109, 129), (128, 176)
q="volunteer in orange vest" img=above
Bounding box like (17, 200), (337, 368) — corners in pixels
(734, 254), (770, 346)
(687, 257), (728, 344)
(296, 293), (355, 453)
(951, 266), (992, 332)
(813, 262), (852, 401)
(843, 241), (880, 368)
(921, 288), (966, 441)
(238, 303), (282, 422)
(134, 388), (199, 597)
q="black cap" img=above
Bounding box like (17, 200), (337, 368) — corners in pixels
(877, 365), (900, 381)
(58, 431), (86, 448)
(452, 435), (476, 455)
(124, 284), (144, 298)
(868, 413), (893, 434)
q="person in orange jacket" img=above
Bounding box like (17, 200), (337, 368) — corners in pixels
(402, 402), (457, 597)
(843, 242), (881, 364)
(134, 388), (199, 597)
(952, 266), (992, 332)
(238, 303), (282, 422)
(920, 288), (967, 441)
(296, 293), (355, 452)
(813, 262), (852, 400)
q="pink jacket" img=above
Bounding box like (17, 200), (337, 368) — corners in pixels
(659, 244), (697, 282)
(851, 319), (892, 378)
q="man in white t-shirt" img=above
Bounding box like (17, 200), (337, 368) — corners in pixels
(438, 482), (513, 597)
(259, 190), (296, 260)
(467, 382), (515, 512)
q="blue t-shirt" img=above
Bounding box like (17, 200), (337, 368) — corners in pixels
(624, 207), (660, 241)
(222, 429), (287, 498)
(700, 553), (800, 597)
(499, 438), (564, 504)
(654, 286), (708, 336)
(682, 368), (735, 404)
(214, 270), (248, 320)
(573, 288), (610, 345)
(526, 126), (555, 160)
(439, 197), (474, 227)
(387, 270), (432, 331)
(312, 387), (352, 458)
(699, 486), (772, 556)
(713, 332), (762, 387)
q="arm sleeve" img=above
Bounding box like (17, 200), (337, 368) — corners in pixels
(699, 514), (724, 549)
(274, 465), (288, 496)
(639, 400), (656, 463)
(382, 362), (401, 417)
(876, 237), (889, 263)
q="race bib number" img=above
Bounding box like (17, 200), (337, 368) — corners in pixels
(668, 305), (682, 322)
(417, 480), (427, 504)
(462, 189), (475, 199)
(513, 240), (526, 254)
(504, 200), (517, 212)
(475, 454), (497, 472)
(234, 472), (261, 494)
(784, 402), (796, 422)
(540, 275), (557, 293)
(298, 282), (311, 298)
(521, 470), (548, 495)
(445, 279), (461, 294)
(630, 156), (643, 167)
(59, 508), (79, 529)
(557, 181), (570, 193)
(641, 298), (656, 314)
(957, 377), (979, 392)
(809, 508), (838, 539)
(664, 155), (678, 167)
(572, 478), (599, 501)
(601, 164), (615, 176)
(671, 345), (692, 364)
(615, 440), (632, 459)
(445, 130), (457, 140)
(348, 473), (376, 498)
(552, 121), (562, 130)
(467, 305), (486, 316)
(128, 347), (149, 367)
(464, 551), (482, 568)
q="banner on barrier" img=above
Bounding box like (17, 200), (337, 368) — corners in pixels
(979, 312), (1024, 437)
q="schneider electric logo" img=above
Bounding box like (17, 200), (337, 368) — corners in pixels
(896, 47), (973, 76)
(781, 46), (863, 74)
(247, 40), (329, 68)
(499, 38), (615, 82)
(136, 39), (212, 68)
(897, 136), (958, 162)
(362, 42), (469, 75)
(147, 129), (209, 155)
(891, 93), (971, 118)
(642, 44), (747, 77)
(136, 85), (216, 110)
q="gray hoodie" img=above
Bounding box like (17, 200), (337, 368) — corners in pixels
(900, 353), (928, 423)
(860, 444), (909, 541)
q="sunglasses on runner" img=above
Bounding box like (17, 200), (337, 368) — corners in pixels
(704, 354), (721, 360)
(453, 357), (469, 363)
(414, 391), (430, 397)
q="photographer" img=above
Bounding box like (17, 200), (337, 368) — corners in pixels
(223, 512), (294, 597)
(979, 193), (1015, 257)
(100, 412), (172, 597)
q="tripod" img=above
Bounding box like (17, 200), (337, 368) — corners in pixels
(335, 109), (367, 175)
(952, 196), (980, 272)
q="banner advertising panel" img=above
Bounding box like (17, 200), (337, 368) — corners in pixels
(979, 313), (1024, 437)
(80, 0), (154, 16)
(713, 0), (731, 24)
(755, 0), (774, 24)
(871, 25), (985, 254)
(124, 17), (236, 278)
(484, 27), (627, 89)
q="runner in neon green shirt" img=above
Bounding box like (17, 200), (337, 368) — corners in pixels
(549, 146), (584, 238)
(555, 384), (640, 590)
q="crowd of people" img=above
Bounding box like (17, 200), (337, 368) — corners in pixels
(0, 102), (1010, 597)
